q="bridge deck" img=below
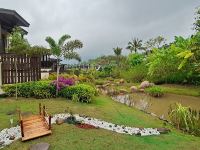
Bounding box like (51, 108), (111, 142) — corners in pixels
(19, 104), (52, 141)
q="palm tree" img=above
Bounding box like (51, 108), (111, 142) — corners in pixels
(113, 47), (122, 66)
(45, 34), (83, 96)
(126, 38), (143, 53)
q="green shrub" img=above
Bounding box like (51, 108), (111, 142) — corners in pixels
(127, 53), (144, 67)
(145, 86), (164, 97)
(3, 81), (55, 99)
(32, 81), (55, 99)
(60, 84), (96, 103)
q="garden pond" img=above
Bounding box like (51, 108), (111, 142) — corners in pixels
(112, 93), (200, 120)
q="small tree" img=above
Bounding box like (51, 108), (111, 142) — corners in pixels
(45, 35), (83, 96)
(113, 47), (122, 66)
(8, 27), (30, 54)
(126, 38), (143, 53)
(194, 7), (200, 32)
(8, 27), (30, 99)
(143, 36), (166, 55)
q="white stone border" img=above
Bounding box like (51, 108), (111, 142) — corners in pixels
(0, 113), (161, 149)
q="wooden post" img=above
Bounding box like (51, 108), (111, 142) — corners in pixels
(15, 59), (18, 100)
(20, 120), (24, 137)
(49, 115), (51, 130)
(0, 62), (2, 87)
(39, 103), (41, 115)
(43, 105), (45, 116)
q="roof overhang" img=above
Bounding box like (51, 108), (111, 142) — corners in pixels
(0, 8), (29, 33)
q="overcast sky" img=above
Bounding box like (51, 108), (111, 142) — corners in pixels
(1, 0), (200, 62)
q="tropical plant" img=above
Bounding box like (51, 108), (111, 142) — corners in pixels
(45, 34), (83, 96)
(169, 103), (200, 136)
(113, 47), (122, 66)
(126, 38), (143, 53)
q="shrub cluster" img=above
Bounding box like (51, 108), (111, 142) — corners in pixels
(3, 81), (55, 99)
(3, 80), (96, 103)
(145, 86), (164, 97)
(60, 84), (96, 103)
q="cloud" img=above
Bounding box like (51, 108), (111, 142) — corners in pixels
(1, 0), (199, 61)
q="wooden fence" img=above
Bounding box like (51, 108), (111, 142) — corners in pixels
(0, 53), (41, 84)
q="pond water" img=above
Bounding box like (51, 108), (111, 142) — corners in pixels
(112, 93), (200, 120)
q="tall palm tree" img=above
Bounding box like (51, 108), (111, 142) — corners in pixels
(113, 47), (122, 66)
(45, 34), (83, 96)
(126, 38), (143, 53)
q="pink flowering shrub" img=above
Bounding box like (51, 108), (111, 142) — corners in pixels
(52, 77), (75, 91)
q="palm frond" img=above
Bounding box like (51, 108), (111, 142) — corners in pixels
(58, 34), (71, 46)
(45, 36), (61, 56)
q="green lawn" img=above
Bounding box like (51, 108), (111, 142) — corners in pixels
(1, 96), (200, 150)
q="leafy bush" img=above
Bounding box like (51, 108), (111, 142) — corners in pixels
(145, 86), (164, 97)
(60, 84), (96, 103)
(3, 81), (55, 99)
(169, 103), (200, 136)
(127, 53), (144, 67)
(121, 63), (147, 82)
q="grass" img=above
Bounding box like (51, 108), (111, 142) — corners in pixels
(160, 84), (200, 97)
(0, 96), (200, 150)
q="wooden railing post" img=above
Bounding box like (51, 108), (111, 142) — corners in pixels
(39, 103), (41, 115)
(43, 106), (45, 116)
(49, 115), (51, 130)
(20, 120), (24, 137)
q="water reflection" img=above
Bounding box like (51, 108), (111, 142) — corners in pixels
(112, 93), (200, 120)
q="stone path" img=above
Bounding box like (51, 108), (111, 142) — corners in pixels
(0, 113), (165, 149)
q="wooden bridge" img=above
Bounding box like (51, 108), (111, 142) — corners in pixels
(19, 104), (52, 141)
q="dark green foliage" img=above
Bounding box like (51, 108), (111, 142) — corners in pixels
(145, 86), (164, 97)
(3, 81), (55, 99)
(169, 103), (200, 136)
(60, 84), (96, 103)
